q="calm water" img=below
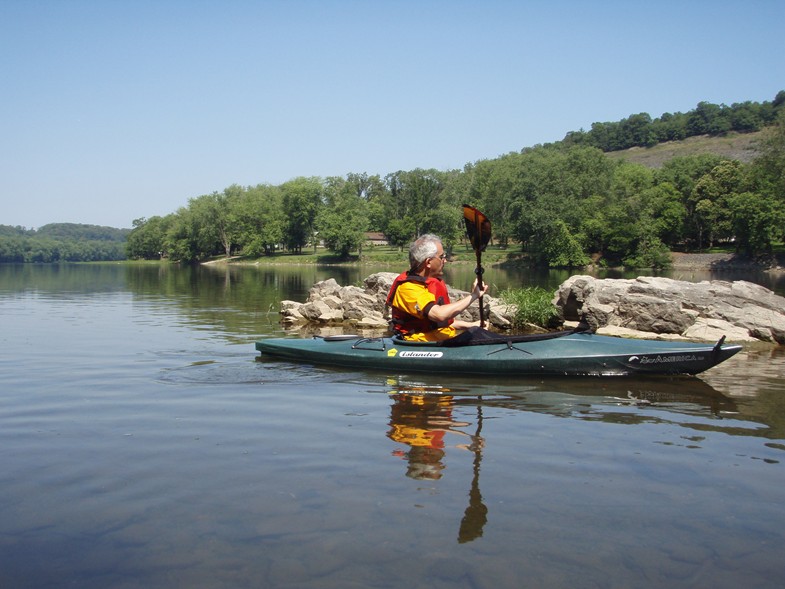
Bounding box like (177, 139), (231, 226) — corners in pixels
(1, 263), (784, 589)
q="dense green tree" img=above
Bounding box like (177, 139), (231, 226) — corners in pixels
(577, 195), (610, 256)
(344, 172), (386, 201)
(656, 154), (729, 198)
(384, 219), (416, 250)
(643, 183), (687, 246)
(750, 110), (785, 207)
(728, 191), (785, 256)
(743, 112), (785, 255)
(610, 162), (654, 201)
(426, 168), (467, 251)
(0, 235), (26, 262)
(344, 172), (388, 235)
(182, 189), (241, 258)
(656, 154), (729, 248)
(588, 120), (621, 151)
(126, 216), (172, 259)
(430, 202), (463, 251)
(164, 208), (196, 262)
(532, 219), (590, 268)
(217, 185), (246, 257)
(620, 113), (657, 147)
(687, 102), (732, 136)
(234, 184), (285, 257)
(651, 112), (688, 142)
(501, 145), (616, 264)
(164, 204), (219, 262)
(317, 177), (369, 257)
(730, 101), (764, 132)
(381, 169), (448, 242)
(281, 177), (324, 254)
(464, 156), (521, 248)
(689, 160), (745, 248)
(623, 221), (672, 268)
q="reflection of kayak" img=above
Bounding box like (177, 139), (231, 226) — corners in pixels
(255, 330), (742, 377)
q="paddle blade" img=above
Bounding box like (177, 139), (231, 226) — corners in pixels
(462, 205), (492, 252)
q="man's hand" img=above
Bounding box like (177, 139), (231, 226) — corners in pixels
(470, 278), (489, 300)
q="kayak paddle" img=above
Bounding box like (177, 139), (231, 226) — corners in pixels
(462, 205), (492, 328)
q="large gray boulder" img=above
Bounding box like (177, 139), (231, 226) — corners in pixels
(555, 275), (785, 344)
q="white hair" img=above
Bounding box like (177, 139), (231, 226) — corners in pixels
(409, 234), (441, 268)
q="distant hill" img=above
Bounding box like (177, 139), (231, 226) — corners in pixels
(0, 223), (129, 262)
(0, 222), (130, 239)
(35, 223), (130, 241)
(604, 131), (762, 169)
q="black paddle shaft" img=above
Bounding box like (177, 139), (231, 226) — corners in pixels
(475, 249), (485, 328)
(462, 204), (491, 329)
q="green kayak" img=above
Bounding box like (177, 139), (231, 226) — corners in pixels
(255, 330), (742, 377)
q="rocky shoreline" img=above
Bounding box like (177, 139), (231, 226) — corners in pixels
(669, 252), (784, 271)
(278, 272), (785, 346)
(556, 275), (785, 345)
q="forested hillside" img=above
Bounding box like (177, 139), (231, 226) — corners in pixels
(561, 96), (782, 152)
(0, 223), (129, 262)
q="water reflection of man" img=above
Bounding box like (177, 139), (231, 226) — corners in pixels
(387, 391), (489, 542)
(387, 393), (469, 480)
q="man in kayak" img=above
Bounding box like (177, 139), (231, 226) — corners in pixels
(386, 233), (488, 342)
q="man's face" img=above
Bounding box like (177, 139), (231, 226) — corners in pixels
(426, 242), (447, 278)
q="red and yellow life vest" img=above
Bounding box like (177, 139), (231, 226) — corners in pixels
(385, 271), (453, 336)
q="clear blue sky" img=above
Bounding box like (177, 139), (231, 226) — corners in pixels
(2, 0), (783, 229)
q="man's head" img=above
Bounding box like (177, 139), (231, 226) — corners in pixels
(409, 234), (447, 277)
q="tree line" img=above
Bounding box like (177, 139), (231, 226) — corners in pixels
(0, 224), (129, 263)
(4, 92), (783, 267)
(126, 98), (785, 268)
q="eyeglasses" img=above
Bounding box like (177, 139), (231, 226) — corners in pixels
(433, 253), (447, 261)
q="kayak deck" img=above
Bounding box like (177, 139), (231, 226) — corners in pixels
(255, 332), (742, 377)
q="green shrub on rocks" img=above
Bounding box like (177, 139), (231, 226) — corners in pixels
(499, 287), (561, 329)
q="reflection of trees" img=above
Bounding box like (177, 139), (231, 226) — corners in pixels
(118, 264), (371, 342)
(387, 393), (488, 543)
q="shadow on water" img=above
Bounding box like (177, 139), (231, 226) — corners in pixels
(376, 373), (741, 429)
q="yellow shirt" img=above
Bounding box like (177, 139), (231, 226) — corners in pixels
(390, 281), (458, 342)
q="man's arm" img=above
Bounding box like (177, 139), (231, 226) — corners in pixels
(426, 279), (488, 323)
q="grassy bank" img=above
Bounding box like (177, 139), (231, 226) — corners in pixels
(205, 241), (783, 270)
(213, 244), (522, 267)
